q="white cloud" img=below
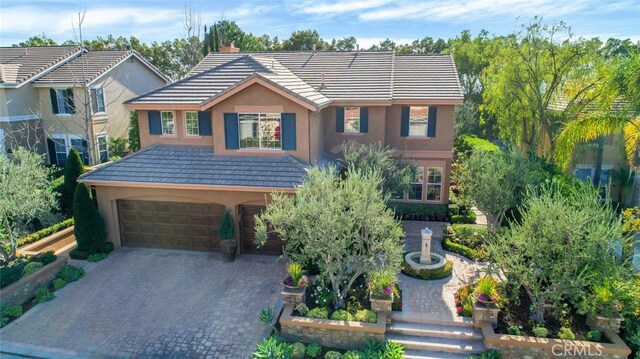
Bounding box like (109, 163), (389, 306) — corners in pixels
(287, 0), (394, 15)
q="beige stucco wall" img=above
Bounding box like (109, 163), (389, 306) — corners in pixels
(0, 85), (42, 118)
(322, 106), (386, 154)
(93, 185), (274, 249)
(385, 105), (455, 152)
(138, 110), (215, 148)
(309, 110), (324, 164)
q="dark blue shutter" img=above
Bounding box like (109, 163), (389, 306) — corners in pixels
(336, 107), (344, 133)
(66, 89), (76, 114)
(281, 113), (296, 150)
(360, 107), (369, 133)
(400, 106), (410, 137)
(198, 111), (212, 136)
(148, 111), (162, 135)
(49, 89), (59, 114)
(47, 138), (57, 165)
(81, 140), (89, 164)
(427, 106), (437, 137)
(224, 113), (239, 149)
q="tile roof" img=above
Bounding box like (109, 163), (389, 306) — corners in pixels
(0, 46), (82, 85)
(79, 144), (309, 189)
(34, 50), (140, 85)
(127, 51), (463, 106)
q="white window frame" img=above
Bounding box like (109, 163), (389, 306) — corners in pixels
(96, 133), (108, 163)
(55, 89), (73, 115)
(184, 111), (200, 136)
(407, 167), (424, 201)
(90, 86), (106, 115)
(238, 113), (282, 150)
(409, 106), (429, 137)
(344, 107), (361, 134)
(426, 167), (443, 202)
(52, 134), (84, 165)
(161, 111), (175, 135)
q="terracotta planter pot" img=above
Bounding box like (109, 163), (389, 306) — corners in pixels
(220, 240), (237, 262)
(475, 295), (497, 306)
(587, 314), (625, 333)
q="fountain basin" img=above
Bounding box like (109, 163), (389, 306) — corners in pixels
(405, 251), (447, 271)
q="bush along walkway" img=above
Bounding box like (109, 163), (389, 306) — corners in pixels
(391, 221), (490, 358)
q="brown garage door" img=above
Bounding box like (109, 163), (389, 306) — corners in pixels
(240, 205), (284, 254)
(118, 200), (225, 251)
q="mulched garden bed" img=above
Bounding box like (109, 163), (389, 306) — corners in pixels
(496, 285), (610, 343)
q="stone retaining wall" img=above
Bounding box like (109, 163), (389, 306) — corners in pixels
(19, 226), (76, 256)
(0, 255), (69, 306)
(279, 304), (386, 349)
(481, 322), (631, 359)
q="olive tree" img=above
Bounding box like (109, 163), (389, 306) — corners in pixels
(0, 148), (57, 265)
(489, 184), (628, 324)
(255, 167), (404, 308)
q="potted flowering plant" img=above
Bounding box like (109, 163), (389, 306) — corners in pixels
(581, 283), (625, 333)
(283, 262), (308, 289)
(474, 277), (499, 305)
(367, 269), (397, 300)
(219, 209), (237, 262)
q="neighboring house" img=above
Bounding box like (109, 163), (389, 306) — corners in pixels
(0, 46), (169, 165)
(80, 47), (463, 254)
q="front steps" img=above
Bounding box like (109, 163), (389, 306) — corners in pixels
(387, 315), (484, 358)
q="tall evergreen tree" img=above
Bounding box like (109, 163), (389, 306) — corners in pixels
(73, 184), (107, 253)
(63, 148), (85, 211)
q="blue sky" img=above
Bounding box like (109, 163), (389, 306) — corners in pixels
(1, 0), (639, 48)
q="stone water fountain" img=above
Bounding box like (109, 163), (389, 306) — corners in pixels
(405, 227), (447, 271)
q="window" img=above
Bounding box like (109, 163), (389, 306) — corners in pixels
(409, 106), (429, 137)
(574, 167), (594, 183)
(161, 111), (175, 135)
(185, 111), (199, 136)
(97, 134), (108, 163)
(55, 89), (74, 115)
(426, 167), (443, 201)
(344, 107), (360, 133)
(238, 113), (281, 149)
(408, 167), (424, 201)
(90, 87), (106, 114)
(52, 134), (84, 166)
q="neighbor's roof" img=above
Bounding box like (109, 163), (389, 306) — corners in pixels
(126, 51), (463, 109)
(34, 50), (170, 85)
(0, 46), (82, 86)
(79, 144), (309, 189)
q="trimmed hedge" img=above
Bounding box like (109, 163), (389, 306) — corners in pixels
(443, 237), (478, 260)
(451, 211), (476, 224)
(17, 218), (74, 247)
(402, 260), (453, 280)
(443, 224), (488, 261)
(390, 202), (449, 221)
(454, 135), (500, 156)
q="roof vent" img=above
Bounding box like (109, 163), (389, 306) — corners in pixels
(312, 44), (317, 54)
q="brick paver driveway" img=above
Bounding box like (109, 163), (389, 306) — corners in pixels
(1, 248), (285, 358)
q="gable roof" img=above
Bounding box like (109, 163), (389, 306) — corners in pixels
(34, 50), (170, 85)
(0, 46), (82, 86)
(79, 144), (308, 190)
(126, 51), (463, 109)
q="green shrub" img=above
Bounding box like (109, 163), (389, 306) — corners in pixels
(586, 330), (602, 342)
(292, 342), (306, 359)
(507, 325), (521, 336)
(402, 260), (453, 280)
(34, 251), (57, 266)
(354, 309), (377, 323)
(294, 303), (309, 316)
(253, 335), (292, 358)
(218, 209), (236, 240)
(451, 211), (477, 224)
(306, 343), (322, 358)
(558, 327), (576, 340)
(532, 326), (549, 338)
(56, 265), (85, 282)
(73, 184), (107, 254)
(462, 303), (473, 317)
(469, 349), (502, 359)
(52, 278), (67, 291)
(35, 286), (54, 303)
(64, 148), (85, 211)
(331, 309), (354, 321)
(17, 219), (73, 247)
(0, 304), (23, 326)
(454, 135), (500, 156)
(69, 249), (89, 260)
(324, 351), (343, 359)
(306, 307), (329, 319)
(259, 308), (274, 324)
(22, 261), (43, 277)
(87, 253), (108, 262)
(389, 202), (449, 221)
(50, 174), (65, 199)
(443, 238), (478, 260)
(107, 137), (129, 158)
(0, 261), (27, 288)
(343, 350), (363, 359)
(448, 203), (460, 216)
(381, 341), (404, 358)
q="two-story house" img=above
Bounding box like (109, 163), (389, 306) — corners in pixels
(80, 47), (464, 254)
(0, 46), (169, 165)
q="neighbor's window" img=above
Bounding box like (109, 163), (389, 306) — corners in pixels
(96, 134), (108, 163)
(90, 87), (106, 114)
(426, 167), (443, 201)
(55, 89), (74, 115)
(238, 113), (281, 149)
(409, 106), (429, 137)
(344, 107), (361, 133)
(185, 111), (199, 136)
(161, 111), (175, 135)
(408, 167), (424, 201)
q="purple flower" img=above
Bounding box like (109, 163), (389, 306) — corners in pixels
(478, 295), (486, 301)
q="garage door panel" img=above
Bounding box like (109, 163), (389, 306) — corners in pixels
(240, 205), (284, 254)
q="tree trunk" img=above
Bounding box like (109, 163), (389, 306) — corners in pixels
(592, 137), (605, 189)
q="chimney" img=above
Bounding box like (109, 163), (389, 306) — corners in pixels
(219, 43), (240, 53)
(356, 44), (360, 54)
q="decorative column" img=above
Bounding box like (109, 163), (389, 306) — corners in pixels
(472, 301), (500, 329)
(420, 227), (433, 264)
(281, 286), (306, 306)
(370, 295), (393, 324)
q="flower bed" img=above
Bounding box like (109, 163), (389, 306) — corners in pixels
(0, 252), (58, 289)
(17, 218), (74, 248)
(442, 224), (488, 261)
(454, 284), (474, 317)
(0, 254), (67, 307)
(255, 334), (404, 358)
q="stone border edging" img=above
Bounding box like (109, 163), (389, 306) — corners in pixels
(481, 322), (631, 358)
(0, 255), (69, 306)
